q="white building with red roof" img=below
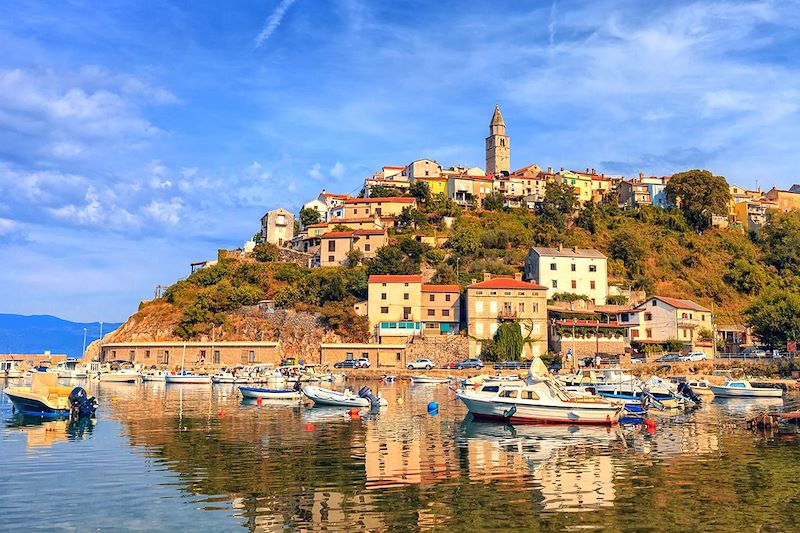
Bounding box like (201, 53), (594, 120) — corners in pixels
(617, 296), (713, 354)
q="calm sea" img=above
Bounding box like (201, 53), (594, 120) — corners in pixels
(1, 379), (799, 532)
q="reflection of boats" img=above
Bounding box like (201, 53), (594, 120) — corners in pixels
(239, 386), (303, 400)
(711, 380), (783, 398)
(165, 371), (212, 385)
(303, 385), (388, 408)
(51, 358), (88, 379)
(410, 376), (451, 384)
(3, 372), (97, 417)
(301, 406), (353, 423)
(4, 415), (95, 448)
(1, 359), (24, 379)
(457, 358), (622, 425)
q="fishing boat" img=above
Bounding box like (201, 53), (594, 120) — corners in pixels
(685, 379), (715, 396)
(456, 357), (623, 425)
(303, 385), (388, 408)
(239, 386), (303, 400)
(97, 361), (141, 383)
(51, 358), (88, 379)
(410, 375), (451, 384)
(141, 369), (168, 382)
(165, 371), (212, 385)
(710, 380), (783, 398)
(1, 359), (24, 379)
(211, 367), (245, 383)
(3, 372), (97, 417)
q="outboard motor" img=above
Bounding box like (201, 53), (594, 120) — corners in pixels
(357, 386), (382, 409)
(68, 387), (98, 418)
(677, 382), (701, 404)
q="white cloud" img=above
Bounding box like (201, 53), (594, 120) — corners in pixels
(50, 188), (104, 225)
(254, 0), (298, 48)
(143, 198), (183, 225)
(307, 162), (323, 180)
(330, 161), (345, 178)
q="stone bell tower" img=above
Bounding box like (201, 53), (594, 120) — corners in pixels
(485, 104), (509, 175)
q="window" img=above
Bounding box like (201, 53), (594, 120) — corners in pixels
(499, 389), (518, 398)
(522, 390), (540, 400)
(328, 255), (334, 263)
(404, 283), (409, 287)
(364, 244), (371, 252)
(429, 294), (435, 302)
(652, 300), (657, 306)
(701, 314), (705, 321)
(362, 352), (369, 358)
(550, 263), (557, 271)
(403, 293), (409, 300)
(381, 306), (389, 313)
(442, 309), (450, 317)
(503, 302), (512, 313)
(381, 293), (387, 300)
(518, 302), (525, 313)
(403, 306), (411, 319)
(490, 291), (497, 295)
(589, 265), (597, 273)
(475, 301), (484, 312)
(382, 283), (387, 287)
(645, 328), (652, 337)
(552, 280), (558, 288)
(590, 281), (596, 290)
(571, 280), (577, 289)
(130, 350), (135, 362)
(164, 350), (169, 364)
(249, 351), (255, 363)
(214, 350), (220, 364)
(396, 352), (401, 362)
(328, 240), (335, 252)
(445, 294), (451, 302)
(571, 264), (576, 272)
(145, 350), (150, 359)
(427, 309), (435, 317)
(645, 313), (652, 321)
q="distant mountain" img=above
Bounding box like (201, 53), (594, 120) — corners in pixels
(0, 314), (122, 358)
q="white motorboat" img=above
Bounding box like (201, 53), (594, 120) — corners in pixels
(1, 359), (24, 379)
(410, 375), (451, 384)
(303, 385), (388, 408)
(97, 361), (141, 383)
(141, 370), (168, 382)
(211, 367), (246, 383)
(685, 379), (714, 396)
(710, 380), (783, 398)
(51, 359), (88, 379)
(239, 386), (303, 400)
(165, 371), (212, 385)
(457, 357), (623, 425)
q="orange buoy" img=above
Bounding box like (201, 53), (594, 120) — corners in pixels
(304, 423), (315, 431)
(257, 397), (262, 405)
(644, 419), (656, 430)
(349, 408), (360, 418)
(218, 410), (225, 418)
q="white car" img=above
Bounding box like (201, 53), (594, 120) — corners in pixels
(680, 352), (707, 362)
(407, 358), (434, 370)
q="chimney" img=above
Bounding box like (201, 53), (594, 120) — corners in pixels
(483, 272), (492, 281)
(639, 171), (644, 179)
(547, 166), (553, 174)
(586, 168), (590, 173)
(591, 168), (596, 175)
(573, 246), (578, 252)
(514, 272), (523, 281)
(558, 244), (563, 252)
(560, 167), (565, 172)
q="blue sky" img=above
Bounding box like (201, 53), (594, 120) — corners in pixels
(1, 0), (799, 322)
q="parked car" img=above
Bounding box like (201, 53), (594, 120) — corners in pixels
(455, 358), (484, 370)
(492, 360), (532, 370)
(441, 362), (457, 369)
(741, 347), (768, 358)
(407, 358), (434, 370)
(654, 353), (682, 363)
(333, 358), (370, 369)
(679, 352), (707, 362)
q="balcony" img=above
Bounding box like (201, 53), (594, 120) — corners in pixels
(677, 319), (699, 328)
(498, 310), (518, 320)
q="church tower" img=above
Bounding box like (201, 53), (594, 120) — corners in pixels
(485, 104), (509, 175)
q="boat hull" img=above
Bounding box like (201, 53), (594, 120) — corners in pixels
(165, 375), (212, 384)
(458, 392), (621, 425)
(302, 386), (387, 408)
(3, 390), (69, 417)
(239, 386), (302, 400)
(98, 373), (140, 383)
(710, 386), (783, 398)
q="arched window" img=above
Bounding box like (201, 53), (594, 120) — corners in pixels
(500, 138), (505, 147)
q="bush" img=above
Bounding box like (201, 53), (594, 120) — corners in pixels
(253, 242), (280, 262)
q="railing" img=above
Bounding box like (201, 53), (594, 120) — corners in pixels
(498, 310), (518, 319)
(676, 320), (699, 328)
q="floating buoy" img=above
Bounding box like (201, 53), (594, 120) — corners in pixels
(349, 408), (361, 418)
(218, 410), (225, 418)
(427, 401), (439, 415)
(304, 423), (315, 431)
(644, 419), (656, 430)
(257, 397), (262, 406)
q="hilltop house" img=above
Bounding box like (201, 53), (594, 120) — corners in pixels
(523, 246), (608, 305)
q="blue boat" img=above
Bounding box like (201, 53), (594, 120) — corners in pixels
(238, 386), (303, 400)
(3, 373), (97, 418)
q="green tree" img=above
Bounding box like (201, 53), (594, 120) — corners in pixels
(609, 228), (646, 278)
(665, 169), (731, 231)
(759, 210), (800, 274)
(396, 206), (427, 230)
(366, 246), (419, 276)
(397, 237), (430, 263)
(446, 220), (482, 255)
(299, 207), (321, 227)
(745, 289), (800, 349)
(481, 191), (506, 211)
(427, 192), (461, 219)
(724, 258), (767, 295)
(493, 322), (524, 360)
(345, 248), (363, 266)
(423, 248), (445, 266)
(409, 181), (431, 204)
(368, 185), (406, 198)
(252, 242), (280, 262)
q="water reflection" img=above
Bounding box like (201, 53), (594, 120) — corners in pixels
(4, 415), (95, 449)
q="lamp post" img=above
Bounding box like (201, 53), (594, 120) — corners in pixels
(455, 257), (460, 283)
(82, 328), (87, 357)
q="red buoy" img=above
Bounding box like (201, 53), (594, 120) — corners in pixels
(304, 423), (315, 431)
(644, 419), (656, 430)
(257, 397), (262, 406)
(349, 408), (360, 418)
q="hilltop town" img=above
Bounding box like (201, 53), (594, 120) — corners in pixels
(96, 106), (800, 370)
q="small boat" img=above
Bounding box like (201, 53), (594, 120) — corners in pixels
(456, 357), (623, 425)
(303, 385), (388, 408)
(685, 379), (715, 396)
(0, 359), (24, 379)
(141, 370), (168, 382)
(239, 386), (303, 400)
(211, 367), (245, 383)
(382, 375), (396, 383)
(97, 361), (141, 383)
(410, 375), (451, 384)
(165, 371), (212, 385)
(711, 380), (783, 398)
(51, 359), (88, 379)
(3, 372), (97, 417)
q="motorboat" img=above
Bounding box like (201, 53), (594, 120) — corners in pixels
(303, 385), (388, 408)
(239, 386), (303, 400)
(3, 372), (97, 418)
(456, 357), (623, 425)
(1, 359), (24, 379)
(51, 359), (88, 379)
(141, 369), (168, 382)
(211, 367), (246, 384)
(461, 374), (524, 387)
(165, 371), (212, 385)
(97, 361), (141, 383)
(685, 379), (714, 396)
(410, 375), (451, 384)
(710, 380), (783, 398)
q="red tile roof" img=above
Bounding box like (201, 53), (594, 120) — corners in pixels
(328, 217), (379, 223)
(307, 222), (329, 228)
(368, 275), (423, 284)
(384, 166), (405, 170)
(322, 193), (351, 199)
(422, 284), (460, 292)
(321, 231), (354, 238)
(346, 197), (415, 204)
(467, 278), (547, 290)
(353, 229), (386, 236)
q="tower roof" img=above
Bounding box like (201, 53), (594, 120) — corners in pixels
(490, 104), (505, 127)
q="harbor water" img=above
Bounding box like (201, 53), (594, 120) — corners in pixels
(2, 379), (800, 532)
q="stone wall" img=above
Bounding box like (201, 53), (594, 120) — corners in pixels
(550, 335), (626, 358)
(404, 335), (469, 367)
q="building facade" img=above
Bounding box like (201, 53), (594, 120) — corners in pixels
(319, 229), (387, 266)
(99, 341), (281, 368)
(523, 246), (608, 304)
(260, 208), (294, 246)
(617, 296), (713, 353)
(343, 197), (416, 220)
(421, 284), (461, 336)
(367, 275), (424, 341)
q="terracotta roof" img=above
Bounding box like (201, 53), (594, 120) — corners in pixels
(328, 217), (379, 224)
(384, 166), (405, 170)
(422, 284), (460, 292)
(368, 275), (423, 284)
(638, 296), (711, 312)
(353, 229), (386, 236)
(321, 231), (354, 238)
(307, 222), (329, 228)
(467, 278), (547, 290)
(345, 197), (415, 204)
(322, 193), (350, 199)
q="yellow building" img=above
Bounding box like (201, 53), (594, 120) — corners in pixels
(343, 197), (416, 219)
(465, 274), (548, 358)
(367, 275), (423, 341)
(764, 187), (800, 212)
(414, 176), (448, 196)
(421, 284), (461, 336)
(319, 229), (387, 267)
(733, 199), (777, 232)
(557, 170), (593, 204)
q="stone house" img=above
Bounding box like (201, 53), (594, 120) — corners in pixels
(523, 246), (608, 304)
(421, 284), (461, 337)
(99, 341), (280, 369)
(260, 208), (294, 246)
(343, 197), (416, 220)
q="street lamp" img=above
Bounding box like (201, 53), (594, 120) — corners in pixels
(82, 328), (87, 357)
(455, 257), (460, 282)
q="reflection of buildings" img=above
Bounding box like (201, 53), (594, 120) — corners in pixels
(535, 451), (615, 512)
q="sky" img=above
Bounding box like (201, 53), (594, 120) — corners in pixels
(1, 0), (799, 322)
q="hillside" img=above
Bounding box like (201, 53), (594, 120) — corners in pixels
(0, 314), (121, 357)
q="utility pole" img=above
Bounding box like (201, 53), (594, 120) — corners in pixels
(712, 301), (717, 359)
